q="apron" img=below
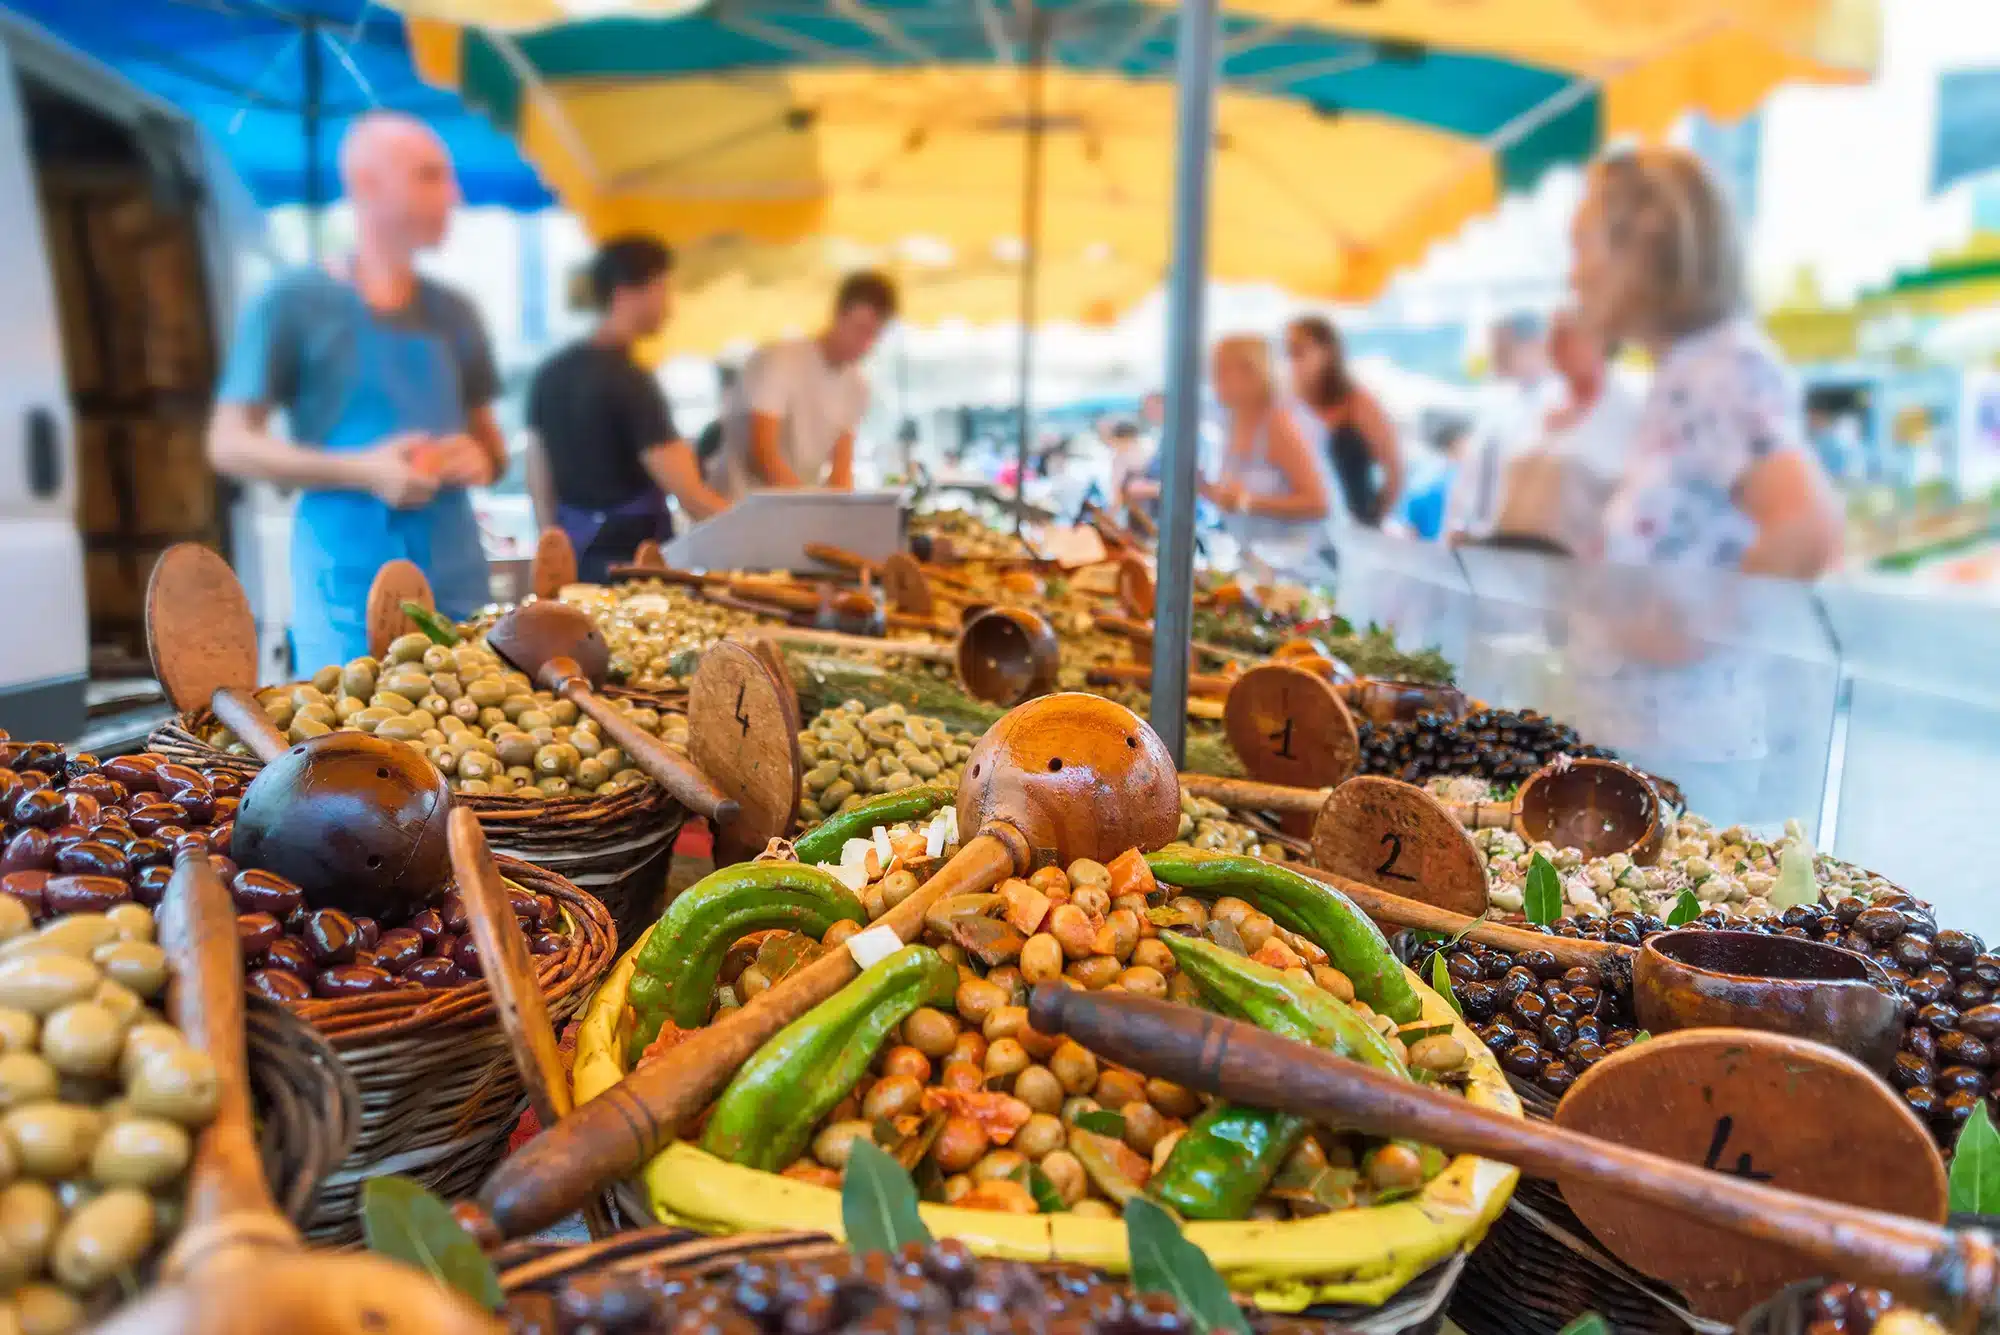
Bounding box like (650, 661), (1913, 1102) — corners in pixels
(556, 489), (671, 586)
(289, 308), (490, 673)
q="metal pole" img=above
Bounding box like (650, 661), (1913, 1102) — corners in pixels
(1010, 9), (1049, 535)
(1146, 0), (1220, 764)
(302, 17), (324, 263)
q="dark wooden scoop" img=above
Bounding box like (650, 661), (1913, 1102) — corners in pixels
(92, 851), (502, 1335)
(476, 692), (1183, 1239)
(1028, 987), (1975, 1330)
(531, 527), (578, 599)
(484, 600), (739, 826)
(145, 544), (290, 762)
(956, 607), (1061, 706)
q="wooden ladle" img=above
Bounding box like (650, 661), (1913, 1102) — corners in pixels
(474, 692), (1184, 1238)
(144, 543), (291, 761)
(1030, 988), (1964, 1328)
(483, 599), (739, 826)
(95, 849), (503, 1335)
(1183, 755), (1667, 864)
(745, 604), (1062, 708)
(531, 527), (578, 599)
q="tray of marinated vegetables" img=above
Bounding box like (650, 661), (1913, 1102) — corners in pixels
(571, 781), (1521, 1312)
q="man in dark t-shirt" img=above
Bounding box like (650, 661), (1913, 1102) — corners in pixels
(525, 236), (728, 581)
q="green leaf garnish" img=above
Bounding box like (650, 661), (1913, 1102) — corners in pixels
(1665, 888), (1701, 927)
(1429, 952), (1461, 1015)
(1524, 853), (1562, 926)
(361, 1176), (503, 1310)
(841, 1137), (933, 1255)
(1075, 1109), (1127, 1139)
(1124, 1197), (1251, 1334)
(1950, 1102), (2000, 1213)
(1559, 1314), (1612, 1335)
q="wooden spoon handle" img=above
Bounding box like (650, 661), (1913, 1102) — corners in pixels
(804, 543), (876, 575)
(1027, 987), (1994, 1330)
(209, 687), (290, 764)
(158, 849), (296, 1266)
(1438, 800), (1517, 831)
(480, 828), (1025, 1238)
(1288, 861), (1625, 969)
(745, 626), (957, 663)
(1085, 665), (1235, 697)
(1177, 774), (1326, 817)
(555, 678), (740, 826)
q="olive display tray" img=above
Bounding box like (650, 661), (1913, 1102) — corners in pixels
(572, 932), (1522, 1313)
(493, 1226), (1468, 1335)
(149, 685), (686, 949)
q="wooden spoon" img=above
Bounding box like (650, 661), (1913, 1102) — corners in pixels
(144, 543), (290, 761)
(483, 600), (739, 826)
(475, 692), (1184, 1238)
(1085, 664), (1236, 698)
(531, 527), (578, 599)
(93, 849), (503, 1335)
(631, 539), (667, 571)
(743, 605), (1061, 708)
(1029, 988), (1965, 1329)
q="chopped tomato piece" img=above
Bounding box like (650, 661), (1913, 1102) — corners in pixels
(921, 1088), (1033, 1145)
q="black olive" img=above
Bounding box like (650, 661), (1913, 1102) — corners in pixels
(1499, 968), (1536, 1001)
(1518, 949), (1561, 979)
(1903, 1085), (1938, 1118)
(1938, 1066), (1989, 1097)
(1939, 1030), (1992, 1068)
(1447, 953), (1483, 983)
(1956, 982), (1994, 1011)
(247, 969), (310, 1003)
(1512, 992), (1550, 1024)
(303, 908), (359, 966)
(1893, 934), (1935, 969)
(1573, 1019), (1604, 1047)
(1917, 1003), (1962, 1035)
(1568, 1040), (1607, 1071)
(1937, 1089), (1982, 1132)
(1834, 897), (1866, 925)
(1483, 1019), (1519, 1049)
(1539, 1062), (1576, 1095)
(1540, 1017), (1576, 1051)
(1971, 956), (2000, 988)
(1904, 1027), (1938, 1061)
(1890, 1051), (1934, 1090)
(1937, 930), (1986, 966)
(1459, 981), (1498, 1021)
(1501, 1043), (1544, 1078)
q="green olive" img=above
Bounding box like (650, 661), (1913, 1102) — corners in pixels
(516, 709), (553, 732)
(496, 735), (538, 769)
(0, 1183), (59, 1280)
(418, 694), (449, 718)
(90, 1117), (189, 1189)
(334, 696), (369, 722)
(570, 731), (602, 760)
(15, 1281), (82, 1335)
(477, 706), (509, 731)
(374, 717), (427, 744)
(127, 1048), (219, 1126)
(386, 632), (432, 664)
(504, 766), (535, 785)
(382, 671), (432, 704)
(533, 744), (578, 778)
(426, 746), (460, 777)
(363, 694), (411, 719)
(288, 685), (327, 711)
(537, 777), (571, 799)
(88, 981), (142, 1030)
(92, 939), (162, 999)
(573, 758), (610, 791)
(294, 702), (336, 727)
(450, 697), (482, 723)
(288, 716), (332, 743)
(456, 752), (496, 782)
(598, 747), (627, 775)
(52, 1186), (155, 1291)
(466, 678), (509, 709)
(403, 708), (437, 732)
(102, 905), (152, 945)
(0, 1054), (57, 1109)
(0, 900), (30, 946)
(40, 1004), (122, 1078)
(0, 956), (100, 1015)
(499, 694), (535, 723)
(547, 699), (579, 728)
(309, 664), (343, 695)
(261, 700), (295, 731)
(118, 1024), (183, 1083)
(340, 661), (378, 700)
(2, 918), (113, 963)
(420, 644), (454, 673)
(2, 1103), (100, 1177)
(0, 1012), (35, 1056)
(430, 673), (463, 702)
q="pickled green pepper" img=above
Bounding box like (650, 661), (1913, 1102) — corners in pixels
(628, 863), (867, 1061)
(701, 944), (958, 1172)
(1146, 849), (1422, 1023)
(792, 785), (954, 866)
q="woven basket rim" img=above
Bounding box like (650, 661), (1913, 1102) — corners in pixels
(278, 854), (616, 1046)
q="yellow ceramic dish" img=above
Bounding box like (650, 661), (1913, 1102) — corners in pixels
(573, 927), (1522, 1312)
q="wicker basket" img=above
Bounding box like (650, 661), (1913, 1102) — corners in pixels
(492, 1226), (1468, 1335)
(246, 992), (362, 1229)
(266, 855), (616, 1242)
(149, 688), (686, 948)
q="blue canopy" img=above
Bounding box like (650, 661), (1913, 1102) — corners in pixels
(2, 0), (551, 209)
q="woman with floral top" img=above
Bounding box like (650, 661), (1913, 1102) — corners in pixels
(1563, 147), (1842, 828)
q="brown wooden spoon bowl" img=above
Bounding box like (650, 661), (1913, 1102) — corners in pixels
(1515, 757), (1664, 863)
(956, 606), (1061, 707)
(1634, 929), (1906, 1073)
(485, 599), (612, 687)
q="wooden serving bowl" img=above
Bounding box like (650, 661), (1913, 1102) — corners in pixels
(1633, 929), (1905, 1074)
(1513, 757), (1664, 864)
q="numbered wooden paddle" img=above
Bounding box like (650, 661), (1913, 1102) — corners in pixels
(687, 642), (805, 864)
(484, 600), (739, 826)
(531, 527), (578, 599)
(803, 544), (941, 620)
(144, 544), (291, 762)
(1030, 989), (1972, 1330)
(476, 693), (1184, 1239)
(1223, 663), (1362, 792)
(94, 849), (502, 1335)
(1117, 554), (1154, 618)
(365, 559), (436, 659)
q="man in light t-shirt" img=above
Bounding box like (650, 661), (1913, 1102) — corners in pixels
(709, 271), (897, 501)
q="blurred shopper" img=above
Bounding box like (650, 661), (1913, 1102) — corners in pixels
(1400, 417), (1473, 542)
(1284, 316), (1401, 526)
(1204, 335), (1331, 553)
(1486, 308), (1643, 555)
(208, 113), (502, 672)
(1574, 148), (1841, 576)
(708, 271), (897, 501)
(1565, 146), (1843, 824)
(525, 236), (729, 583)
(1445, 312), (1557, 544)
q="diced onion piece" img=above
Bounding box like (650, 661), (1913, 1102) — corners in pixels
(825, 862), (870, 892)
(845, 923), (904, 970)
(925, 812), (949, 859)
(841, 838), (874, 870)
(874, 826), (894, 867)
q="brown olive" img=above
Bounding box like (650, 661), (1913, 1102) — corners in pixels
(932, 1116), (988, 1173)
(0, 829), (55, 876)
(1, 873), (48, 917)
(10, 791), (66, 831)
(1014, 1064), (1064, 1115)
(408, 907), (445, 946)
(52, 841), (128, 881)
(247, 969), (310, 1003)
(1047, 905), (1096, 961)
(984, 1038), (1030, 1082)
(1117, 965), (1168, 999)
(431, 933), (460, 965)
(1065, 956), (1123, 990)
(126, 803), (191, 838)
(101, 756), (161, 792)
(403, 957), (464, 989)
(1365, 1141), (1427, 1191)
(373, 928), (424, 975)
(312, 964), (395, 998)
(130, 867), (171, 907)
(970, 1149), (1026, 1183)
(1049, 1040), (1098, 1096)
(450, 936), (484, 977)
(528, 931), (564, 956)
(1039, 1149), (1086, 1205)
(810, 1120), (874, 1170)
(880, 1046), (931, 1082)
(1120, 1101), (1168, 1155)
(123, 838), (170, 872)
(948, 1032), (987, 1069)
(61, 792), (100, 829)
(230, 869), (303, 919)
(442, 893), (470, 934)
(861, 1073), (924, 1121)
(236, 913), (282, 961)
(902, 1007), (960, 1058)
(938, 1061), (984, 1093)
(260, 937), (315, 981)
(303, 909), (358, 966)
(1092, 1069), (1145, 1111)
(1019, 934), (1063, 985)
(953, 978), (1007, 1026)
(1013, 1113), (1066, 1160)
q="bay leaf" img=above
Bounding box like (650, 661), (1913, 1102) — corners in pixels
(1124, 1197), (1250, 1334)
(1950, 1101), (2000, 1214)
(1428, 953), (1460, 1015)
(842, 1137), (933, 1255)
(1524, 853), (1562, 926)
(1666, 888), (1701, 927)
(360, 1175), (503, 1311)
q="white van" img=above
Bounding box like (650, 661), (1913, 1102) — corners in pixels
(0, 11), (279, 746)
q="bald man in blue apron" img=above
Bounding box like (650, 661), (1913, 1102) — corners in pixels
(207, 113), (505, 673)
